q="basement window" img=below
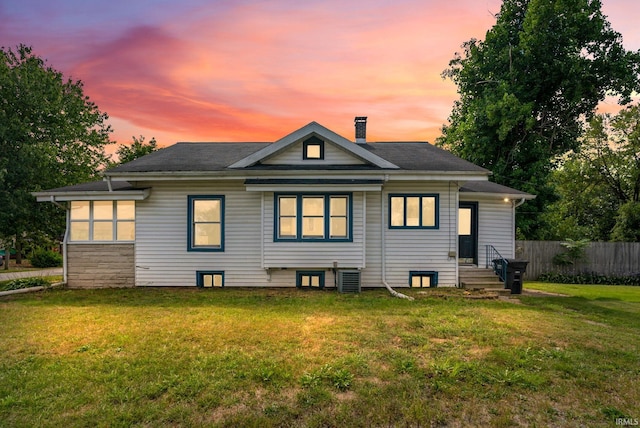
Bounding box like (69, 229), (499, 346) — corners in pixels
(197, 271), (224, 288)
(409, 271), (438, 288)
(296, 271), (325, 289)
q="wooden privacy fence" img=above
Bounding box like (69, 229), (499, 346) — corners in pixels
(515, 241), (640, 280)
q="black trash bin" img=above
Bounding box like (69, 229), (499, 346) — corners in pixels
(505, 259), (529, 295)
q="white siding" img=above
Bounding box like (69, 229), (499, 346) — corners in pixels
(133, 180), (462, 288)
(459, 195), (515, 267)
(262, 141), (365, 165)
(135, 181), (267, 287)
(360, 183), (458, 288)
(262, 192), (365, 269)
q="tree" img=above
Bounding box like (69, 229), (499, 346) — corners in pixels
(610, 201), (640, 242)
(437, 0), (640, 239)
(543, 105), (640, 241)
(114, 135), (159, 165)
(541, 156), (618, 241)
(0, 45), (112, 258)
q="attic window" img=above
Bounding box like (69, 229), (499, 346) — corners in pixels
(303, 137), (324, 160)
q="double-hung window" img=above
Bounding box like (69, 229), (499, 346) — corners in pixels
(188, 196), (224, 251)
(275, 194), (351, 242)
(389, 194), (438, 229)
(69, 200), (135, 242)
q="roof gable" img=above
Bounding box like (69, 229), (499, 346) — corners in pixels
(228, 122), (399, 169)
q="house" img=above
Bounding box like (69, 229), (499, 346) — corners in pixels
(34, 119), (534, 290)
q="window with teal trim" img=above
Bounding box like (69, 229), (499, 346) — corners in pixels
(296, 271), (325, 289)
(389, 194), (438, 229)
(303, 136), (324, 160)
(188, 196), (224, 251)
(197, 271), (224, 287)
(409, 271), (438, 288)
(275, 193), (352, 242)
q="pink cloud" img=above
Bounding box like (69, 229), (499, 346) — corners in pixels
(8, 0), (636, 148)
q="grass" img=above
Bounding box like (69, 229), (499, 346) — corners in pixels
(1, 285), (638, 427)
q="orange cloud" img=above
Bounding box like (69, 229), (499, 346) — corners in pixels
(7, 0), (635, 149)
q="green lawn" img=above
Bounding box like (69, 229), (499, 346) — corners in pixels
(1, 285), (638, 427)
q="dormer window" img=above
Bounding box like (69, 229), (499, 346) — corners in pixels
(303, 136), (324, 160)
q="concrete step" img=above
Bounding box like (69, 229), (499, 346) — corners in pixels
(459, 267), (504, 289)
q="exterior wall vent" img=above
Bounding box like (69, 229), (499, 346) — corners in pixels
(337, 270), (361, 293)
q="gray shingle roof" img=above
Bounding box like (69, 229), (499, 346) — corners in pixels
(107, 143), (270, 173)
(361, 142), (488, 172)
(107, 141), (488, 173)
(460, 181), (534, 197)
(42, 181), (135, 193)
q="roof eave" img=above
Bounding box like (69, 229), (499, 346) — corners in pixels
(33, 188), (151, 202)
(105, 169), (490, 181)
(459, 191), (536, 200)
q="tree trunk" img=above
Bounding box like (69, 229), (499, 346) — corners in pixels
(2, 245), (8, 271)
(15, 240), (22, 265)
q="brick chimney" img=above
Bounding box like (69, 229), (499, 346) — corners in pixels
(355, 116), (367, 144)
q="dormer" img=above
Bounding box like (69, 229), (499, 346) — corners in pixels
(228, 121), (399, 170)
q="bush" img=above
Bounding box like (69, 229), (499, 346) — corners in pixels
(538, 272), (640, 286)
(3, 277), (50, 291)
(30, 249), (62, 268)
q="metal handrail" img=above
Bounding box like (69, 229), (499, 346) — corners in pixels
(486, 245), (508, 285)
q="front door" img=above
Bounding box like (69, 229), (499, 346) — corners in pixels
(458, 202), (478, 265)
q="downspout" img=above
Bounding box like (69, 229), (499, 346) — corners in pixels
(381, 178), (414, 301)
(50, 196), (68, 284)
(511, 197), (526, 258)
(105, 176), (113, 192)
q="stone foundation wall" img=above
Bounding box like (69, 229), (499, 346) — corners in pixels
(67, 244), (135, 288)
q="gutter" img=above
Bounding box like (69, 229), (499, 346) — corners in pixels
(380, 179), (414, 301)
(514, 197), (527, 208)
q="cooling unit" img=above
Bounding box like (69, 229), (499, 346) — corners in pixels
(337, 270), (361, 293)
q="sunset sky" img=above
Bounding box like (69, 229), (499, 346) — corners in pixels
(2, 0), (639, 147)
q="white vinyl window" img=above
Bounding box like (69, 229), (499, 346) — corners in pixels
(69, 201), (135, 242)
